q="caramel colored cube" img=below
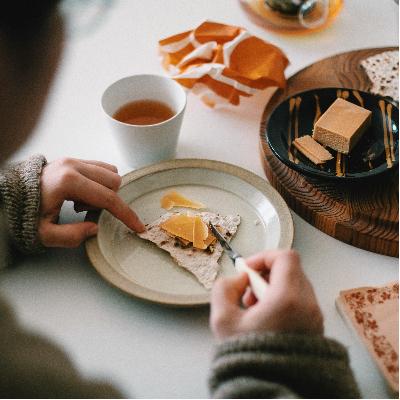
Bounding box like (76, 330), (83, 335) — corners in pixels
(313, 98), (371, 154)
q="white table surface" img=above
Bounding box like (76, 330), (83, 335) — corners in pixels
(1, 0), (398, 398)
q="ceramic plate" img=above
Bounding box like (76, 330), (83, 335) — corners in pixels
(85, 159), (293, 306)
(266, 88), (399, 180)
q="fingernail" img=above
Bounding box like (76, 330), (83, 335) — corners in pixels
(137, 223), (146, 233)
(88, 225), (98, 236)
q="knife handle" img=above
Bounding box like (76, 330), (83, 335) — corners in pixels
(235, 257), (268, 301)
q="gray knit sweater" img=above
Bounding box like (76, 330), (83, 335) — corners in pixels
(210, 333), (360, 398)
(0, 156), (361, 398)
(0, 154), (46, 258)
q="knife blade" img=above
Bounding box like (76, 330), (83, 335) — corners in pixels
(209, 222), (268, 300)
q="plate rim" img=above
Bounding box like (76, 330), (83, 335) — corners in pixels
(85, 158), (294, 307)
(266, 87), (399, 181)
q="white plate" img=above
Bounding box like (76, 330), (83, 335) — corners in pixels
(86, 159), (294, 306)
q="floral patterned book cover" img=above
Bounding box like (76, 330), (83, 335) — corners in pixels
(336, 281), (399, 394)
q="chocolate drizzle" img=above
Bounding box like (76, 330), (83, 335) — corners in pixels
(387, 103), (395, 163)
(352, 90), (365, 107)
(313, 94), (321, 125)
(288, 97), (296, 162)
(379, 99), (393, 168)
(336, 152), (344, 177)
(294, 96), (302, 164)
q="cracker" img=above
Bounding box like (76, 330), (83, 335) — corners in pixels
(138, 212), (240, 289)
(360, 50), (399, 101)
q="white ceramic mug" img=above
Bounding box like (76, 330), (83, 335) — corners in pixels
(101, 74), (186, 168)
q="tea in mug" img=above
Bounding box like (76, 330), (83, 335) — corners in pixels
(113, 99), (175, 125)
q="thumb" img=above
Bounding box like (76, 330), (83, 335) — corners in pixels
(39, 221), (98, 248)
(210, 273), (248, 335)
(212, 272), (249, 307)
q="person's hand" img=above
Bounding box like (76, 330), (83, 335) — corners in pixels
(210, 250), (323, 340)
(38, 157), (145, 248)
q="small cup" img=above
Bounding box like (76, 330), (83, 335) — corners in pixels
(102, 74), (186, 168)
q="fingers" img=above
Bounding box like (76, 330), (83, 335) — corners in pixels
(265, 250), (303, 286)
(211, 251), (323, 338)
(246, 249), (302, 279)
(76, 162), (122, 191)
(39, 221), (98, 248)
(246, 249), (295, 271)
(242, 287), (257, 307)
(213, 273), (249, 306)
(210, 273), (248, 339)
(73, 202), (98, 213)
(44, 158), (144, 233)
(66, 175), (145, 232)
(78, 159), (118, 173)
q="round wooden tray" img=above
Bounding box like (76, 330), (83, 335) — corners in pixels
(260, 47), (398, 257)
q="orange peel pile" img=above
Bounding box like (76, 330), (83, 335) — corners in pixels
(159, 21), (289, 106)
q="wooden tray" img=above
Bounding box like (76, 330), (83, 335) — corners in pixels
(260, 47), (399, 257)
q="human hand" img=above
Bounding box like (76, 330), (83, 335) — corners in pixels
(210, 250), (324, 340)
(38, 157), (145, 248)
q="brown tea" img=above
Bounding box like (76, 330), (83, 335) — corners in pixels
(113, 99), (175, 125)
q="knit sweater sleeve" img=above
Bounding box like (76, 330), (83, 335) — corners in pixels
(0, 155), (47, 254)
(209, 332), (361, 399)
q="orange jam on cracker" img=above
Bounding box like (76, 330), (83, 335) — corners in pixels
(160, 214), (216, 250)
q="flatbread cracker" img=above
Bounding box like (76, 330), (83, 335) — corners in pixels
(138, 212), (240, 289)
(360, 50), (399, 101)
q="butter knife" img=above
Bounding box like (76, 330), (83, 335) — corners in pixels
(209, 222), (268, 300)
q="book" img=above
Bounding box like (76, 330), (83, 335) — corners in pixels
(336, 281), (399, 394)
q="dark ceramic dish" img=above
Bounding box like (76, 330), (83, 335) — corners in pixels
(266, 88), (399, 180)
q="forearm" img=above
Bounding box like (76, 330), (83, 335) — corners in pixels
(209, 332), (360, 399)
(0, 154), (46, 254)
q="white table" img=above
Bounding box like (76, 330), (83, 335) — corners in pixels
(1, 0), (398, 398)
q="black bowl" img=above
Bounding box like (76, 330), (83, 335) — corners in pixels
(266, 88), (399, 181)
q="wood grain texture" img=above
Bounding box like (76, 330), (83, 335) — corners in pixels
(260, 47), (399, 257)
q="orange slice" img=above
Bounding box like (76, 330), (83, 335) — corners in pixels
(203, 228), (217, 247)
(161, 191), (205, 210)
(160, 215), (195, 243)
(192, 217), (209, 249)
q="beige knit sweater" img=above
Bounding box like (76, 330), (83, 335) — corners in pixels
(0, 155), (361, 398)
